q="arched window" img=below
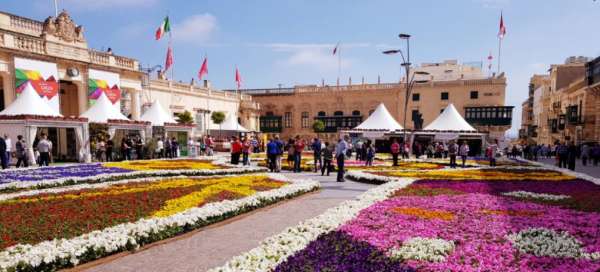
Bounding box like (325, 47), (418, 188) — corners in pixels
(301, 112), (309, 128)
(352, 110), (361, 116)
(334, 111), (343, 116)
(317, 111), (326, 117)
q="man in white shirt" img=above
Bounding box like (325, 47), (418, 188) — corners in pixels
(4, 134), (11, 167)
(36, 133), (53, 167)
(459, 141), (470, 168)
(335, 136), (349, 182)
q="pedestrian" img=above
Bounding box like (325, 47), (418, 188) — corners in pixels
(581, 143), (590, 166)
(164, 137), (172, 159)
(171, 137), (179, 158)
(36, 133), (52, 167)
(459, 140), (469, 168)
(205, 136), (214, 156)
(390, 139), (400, 166)
(156, 137), (164, 158)
(335, 136), (349, 182)
(488, 139), (499, 167)
(242, 137), (252, 166)
(567, 141), (577, 171)
(275, 135), (284, 172)
(557, 142), (568, 168)
(96, 137), (106, 162)
(266, 138), (280, 172)
(293, 136), (305, 172)
(365, 141), (375, 166)
(120, 136), (130, 161)
(15, 135), (28, 168)
(402, 142), (410, 159)
(187, 137), (196, 157)
(355, 139), (363, 161)
(321, 142), (333, 176)
(230, 136), (242, 165)
(4, 134), (11, 167)
(311, 137), (322, 172)
(448, 140), (458, 168)
(135, 136), (144, 160)
(106, 139), (114, 162)
(0, 135), (7, 169)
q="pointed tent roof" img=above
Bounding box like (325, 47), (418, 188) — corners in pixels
(423, 103), (476, 131)
(80, 92), (129, 123)
(140, 100), (176, 126)
(0, 82), (62, 117)
(354, 103), (403, 131)
(217, 113), (249, 132)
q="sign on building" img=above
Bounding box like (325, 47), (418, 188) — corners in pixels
(14, 57), (60, 113)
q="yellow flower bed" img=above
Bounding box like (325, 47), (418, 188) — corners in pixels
(392, 207), (454, 221)
(103, 159), (224, 171)
(347, 162), (443, 171)
(368, 169), (574, 181)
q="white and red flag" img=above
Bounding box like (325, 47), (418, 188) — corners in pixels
(198, 57), (208, 80)
(235, 67), (242, 89)
(164, 46), (173, 72)
(155, 16), (170, 40)
(498, 12), (507, 39)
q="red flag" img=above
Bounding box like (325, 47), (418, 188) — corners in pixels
(332, 42), (339, 55)
(164, 46), (173, 72)
(235, 67), (242, 89)
(198, 57), (208, 80)
(498, 12), (506, 39)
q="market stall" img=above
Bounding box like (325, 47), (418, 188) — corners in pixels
(140, 100), (195, 156)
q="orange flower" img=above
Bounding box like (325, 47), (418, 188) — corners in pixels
(391, 207), (454, 221)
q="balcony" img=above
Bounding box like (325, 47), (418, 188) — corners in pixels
(260, 115), (282, 133)
(314, 116), (362, 133)
(464, 106), (513, 126)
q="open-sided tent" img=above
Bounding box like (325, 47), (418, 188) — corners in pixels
(140, 100), (175, 126)
(348, 103), (403, 138)
(140, 100), (195, 156)
(0, 82), (91, 163)
(423, 103), (476, 132)
(216, 113), (249, 132)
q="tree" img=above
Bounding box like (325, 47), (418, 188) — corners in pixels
(313, 120), (325, 138)
(175, 110), (194, 124)
(211, 111), (226, 138)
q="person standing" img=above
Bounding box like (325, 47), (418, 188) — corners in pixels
(0, 135), (7, 169)
(156, 137), (164, 158)
(557, 142), (568, 168)
(4, 134), (11, 167)
(335, 136), (349, 182)
(242, 137), (252, 166)
(164, 138), (172, 159)
(488, 139), (499, 167)
(36, 133), (52, 167)
(187, 137), (196, 157)
(448, 140), (458, 168)
(459, 141), (470, 168)
(106, 139), (114, 162)
(15, 135), (28, 168)
(286, 139), (295, 170)
(321, 142), (333, 176)
(120, 137), (130, 161)
(230, 136), (242, 165)
(365, 141), (375, 166)
(96, 137), (106, 162)
(275, 135), (283, 172)
(581, 143), (590, 166)
(294, 136), (305, 173)
(205, 136), (214, 156)
(355, 139), (363, 161)
(311, 137), (322, 172)
(390, 139), (400, 166)
(567, 141), (577, 171)
(266, 138), (280, 172)
(171, 137), (179, 158)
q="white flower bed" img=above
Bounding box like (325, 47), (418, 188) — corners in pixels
(502, 191), (571, 201)
(388, 237), (455, 262)
(0, 158), (266, 192)
(506, 227), (600, 261)
(0, 174), (319, 271)
(208, 178), (415, 272)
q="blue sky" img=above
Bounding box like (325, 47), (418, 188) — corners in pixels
(3, 0), (600, 136)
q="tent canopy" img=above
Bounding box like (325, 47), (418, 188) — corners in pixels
(140, 100), (176, 126)
(80, 92), (129, 123)
(423, 103), (476, 131)
(354, 103), (403, 131)
(216, 113), (248, 132)
(0, 82), (62, 117)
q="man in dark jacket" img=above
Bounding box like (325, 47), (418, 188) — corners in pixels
(0, 136), (7, 169)
(311, 138), (322, 172)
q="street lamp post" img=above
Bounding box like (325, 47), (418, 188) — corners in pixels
(383, 34), (429, 146)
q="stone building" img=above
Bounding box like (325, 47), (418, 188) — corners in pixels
(238, 61), (513, 142)
(519, 56), (600, 145)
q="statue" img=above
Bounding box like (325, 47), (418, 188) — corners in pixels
(42, 16), (57, 35)
(75, 25), (85, 42)
(41, 10), (85, 43)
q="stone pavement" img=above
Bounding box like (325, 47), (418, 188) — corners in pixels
(83, 171), (374, 272)
(535, 157), (600, 178)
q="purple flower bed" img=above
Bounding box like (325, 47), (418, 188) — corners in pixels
(274, 230), (415, 272)
(0, 164), (132, 184)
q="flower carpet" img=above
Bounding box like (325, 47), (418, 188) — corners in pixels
(0, 174), (319, 271)
(212, 165), (600, 272)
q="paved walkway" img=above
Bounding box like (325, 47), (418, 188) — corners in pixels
(535, 158), (600, 178)
(83, 171), (374, 272)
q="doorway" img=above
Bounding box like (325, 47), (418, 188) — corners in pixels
(59, 80), (80, 117)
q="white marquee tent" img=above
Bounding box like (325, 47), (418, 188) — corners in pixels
(216, 113), (249, 132)
(140, 100), (176, 126)
(345, 103), (403, 138)
(423, 103), (476, 132)
(0, 82), (61, 117)
(80, 92), (129, 123)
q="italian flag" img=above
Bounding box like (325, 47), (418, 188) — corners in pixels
(155, 16), (170, 40)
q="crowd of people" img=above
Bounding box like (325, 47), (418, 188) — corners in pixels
(0, 133), (53, 169)
(506, 141), (600, 171)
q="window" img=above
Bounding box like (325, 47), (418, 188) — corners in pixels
(470, 91), (478, 99)
(301, 111), (309, 128)
(284, 112), (292, 128)
(412, 93), (420, 101)
(334, 111), (343, 116)
(352, 110), (361, 116)
(195, 112), (204, 130)
(317, 111), (326, 117)
(441, 92), (449, 100)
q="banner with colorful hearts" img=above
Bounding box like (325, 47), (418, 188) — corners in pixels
(14, 57), (60, 113)
(88, 69), (121, 106)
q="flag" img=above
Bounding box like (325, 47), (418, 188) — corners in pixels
(235, 67), (242, 89)
(332, 42), (339, 55)
(198, 57), (208, 80)
(155, 16), (171, 40)
(164, 46), (173, 72)
(487, 51), (493, 70)
(498, 12), (506, 39)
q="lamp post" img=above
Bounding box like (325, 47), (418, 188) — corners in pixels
(383, 34), (429, 145)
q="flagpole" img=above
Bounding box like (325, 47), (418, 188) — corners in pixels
(338, 43), (341, 86)
(54, 0), (58, 16)
(497, 37), (502, 75)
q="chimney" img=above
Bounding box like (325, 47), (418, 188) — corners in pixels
(203, 80), (211, 89)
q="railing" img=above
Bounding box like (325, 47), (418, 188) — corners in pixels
(464, 106), (514, 126)
(115, 56), (136, 70)
(8, 14), (43, 35)
(89, 50), (110, 65)
(260, 116), (282, 133)
(314, 116), (362, 133)
(14, 35), (45, 54)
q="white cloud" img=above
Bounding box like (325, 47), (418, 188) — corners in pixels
(172, 13), (217, 45)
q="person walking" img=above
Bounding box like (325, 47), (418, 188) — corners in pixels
(36, 133), (52, 167)
(448, 140), (458, 168)
(459, 141), (470, 168)
(15, 135), (28, 168)
(275, 135), (284, 172)
(0, 135), (7, 169)
(365, 141), (375, 167)
(205, 136), (214, 156)
(266, 138), (280, 172)
(335, 136), (349, 182)
(311, 137), (322, 172)
(355, 139), (363, 161)
(321, 142), (333, 176)
(242, 137), (252, 166)
(487, 139), (499, 167)
(156, 137), (164, 158)
(171, 137), (179, 158)
(592, 143), (600, 166)
(120, 137), (130, 161)
(230, 136), (242, 165)
(286, 139), (295, 170)
(106, 139), (114, 162)
(567, 141), (577, 171)
(164, 138), (172, 159)
(135, 136), (144, 160)
(4, 134), (11, 167)
(96, 137), (106, 162)
(390, 139), (400, 166)
(293, 136), (305, 173)
(557, 142), (568, 168)
(581, 143), (590, 166)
